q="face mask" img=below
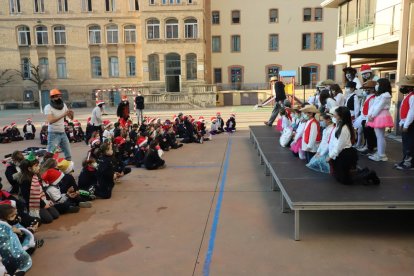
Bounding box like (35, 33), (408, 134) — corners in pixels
(345, 88), (351, 94)
(92, 162), (98, 169)
(303, 114), (309, 120)
(319, 121), (326, 128)
(362, 91), (368, 97)
(399, 87), (411, 94)
(332, 117), (337, 124)
(7, 216), (20, 226)
(362, 72), (371, 80)
(346, 73), (353, 81)
(375, 84), (379, 92)
(52, 98), (63, 104)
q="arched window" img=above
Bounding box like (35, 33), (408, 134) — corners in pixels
(266, 64), (282, 82)
(184, 18), (198, 39)
(91, 56), (102, 77)
(186, 53), (197, 80)
(303, 63), (320, 88)
(35, 25), (48, 45)
(147, 19), (160, 39)
(53, 25), (66, 45)
(88, 25), (101, 44)
(126, 56), (136, 77)
(56, 57), (67, 79)
(165, 19), (179, 39)
(109, 56), (119, 77)
(124, 25), (136, 43)
(148, 54), (160, 81)
(106, 25), (118, 44)
(17, 26), (31, 46)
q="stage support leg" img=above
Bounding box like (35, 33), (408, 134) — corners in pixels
(294, 210), (301, 241)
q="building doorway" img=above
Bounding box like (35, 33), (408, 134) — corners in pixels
(165, 53), (181, 92)
(230, 67), (242, 90)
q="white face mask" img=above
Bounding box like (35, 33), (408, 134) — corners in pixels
(346, 73), (353, 81)
(345, 88), (351, 94)
(375, 84), (379, 92)
(332, 117), (337, 124)
(302, 114), (309, 120)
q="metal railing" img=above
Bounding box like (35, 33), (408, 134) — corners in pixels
(339, 3), (401, 46)
(217, 82), (270, 91)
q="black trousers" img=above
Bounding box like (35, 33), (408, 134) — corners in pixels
(362, 120), (377, 151)
(402, 123), (414, 160)
(331, 147), (358, 185)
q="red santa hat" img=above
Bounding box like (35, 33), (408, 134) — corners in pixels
(2, 125), (10, 132)
(122, 95), (128, 101)
(216, 112), (221, 116)
(198, 116), (205, 122)
(149, 118), (156, 124)
(10, 122), (16, 128)
(96, 100), (105, 106)
(211, 117), (217, 122)
(90, 138), (100, 148)
(164, 119), (172, 126)
(360, 64), (372, 74)
(114, 136), (126, 145)
(230, 113), (236, 118)
(41, 168), (64, 186)
(137, 136), (148, 147)
(26, 118), (32, 123)
(87, 117), (91, 123)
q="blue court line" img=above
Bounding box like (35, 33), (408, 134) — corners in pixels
(202, 137), (232, 276)
(169, 165), (221, 169)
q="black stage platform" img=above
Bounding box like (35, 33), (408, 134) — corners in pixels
(249, 125), (414, 240)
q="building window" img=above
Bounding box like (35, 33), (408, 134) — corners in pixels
(39, 57), (49, 78)
(231, 35), (241, 52)
(124, 25), (136, 43)
(34, 0), (45, 13)
(147, 19), (160, 39)
(230, 66), (243, 90)
(315, 8), (323, 21)
(165, 19), (179, 39)
(327, 65), (335, 80)
(231, 10), (240, 24)
(91, 56), (102, 77)
(129, 0), (139, 11)
(188, 0), (193, 4)
(9, 0), (21, 14)
(212, 11), (220, 24)
(212, 36), (221, 52)
(149, 0), (155, 5)
(109, 57), (119, 77)
(302, 33), (311, 50)
(126, 56), (136, 77)
(81, 0), (92, 12)
(267, 65), (280, 80)
(269, 9), (278, 23)
(35, 26), (48, 45)
(17, 26), (31, 46)
(309, 65), (319, 87)
(314, 33), (323, 50)
(53, 26), (66, 45)
(21, 58), (31, 79)
(89, 25), (101, 44)
(57, 57), (67, 79)
(106, 25), (118, 44)
(214, 68), (222, 84)
(303, 8), (312, 21)
(105, 0), (116, 12)
(186, 53), (197, 80)
(184, 18), (198, 39)
(269, 34), (279, 51)
(57, 0), (68, 13)
(148, 54), (160, 81)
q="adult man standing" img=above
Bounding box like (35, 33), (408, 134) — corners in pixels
(90, 100), (105, 140)
(264, 76), (286, 126)
(44, 89), (74, 160)
(135, 92), (145, 125)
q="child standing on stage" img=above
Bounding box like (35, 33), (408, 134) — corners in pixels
(367, 78), (394, 161)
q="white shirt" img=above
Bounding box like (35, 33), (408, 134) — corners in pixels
(281, 116), (291, 130)
(103, 129), (113, 141)
(293, 121), (306, 143)
(335, 93), (345, 106)
(91, 106), (103, 126)
(368, 92), (391, 118)
(317, 124), (335, 156)
(400, 93), (414, 128)
(326, 98), (338, 111)
(44, 103), (68, 133)
(301, 119), (320, 153)
(353, 77), (362, 90)
(328, 125), (352, 159)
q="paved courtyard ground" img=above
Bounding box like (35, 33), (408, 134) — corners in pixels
(1, 107), (414, 276)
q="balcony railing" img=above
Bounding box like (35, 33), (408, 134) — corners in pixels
(339, 3), (401, 47)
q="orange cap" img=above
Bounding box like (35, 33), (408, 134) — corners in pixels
(50, 89), (62, 97)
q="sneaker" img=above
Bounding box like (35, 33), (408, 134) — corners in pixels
(357, 146), (368, 152)
(79, 201), (92, 208)
(395, 164), (414, 170)
(200, 137), (204, 144)
(369, 154), (388, 162)
(394, 161), (404, 168)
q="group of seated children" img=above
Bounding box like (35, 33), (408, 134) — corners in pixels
(0, 121), (29, 143)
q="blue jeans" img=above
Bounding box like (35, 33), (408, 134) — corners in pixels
(47, 132), (72, 160)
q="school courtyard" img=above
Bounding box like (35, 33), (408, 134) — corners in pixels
(1, 107), (414, 276)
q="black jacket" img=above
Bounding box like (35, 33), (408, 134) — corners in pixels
(135, 95), (145, 110)
(274, 81), (286, 102)
(144, 148), (165, 170)
(78, 167), (97, 191)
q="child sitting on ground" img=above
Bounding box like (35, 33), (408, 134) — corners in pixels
(73, 120), (84, 143)
(78, 158), (98, 193)
(144, 140), (166, 170)
(95, 142), (119, 199)
(10, 123), (24, 141)
(39, 124), (48, 145)
(225, 114), (237, 132)
(102, 121), (114, 142)
(23, 119), (36, 140)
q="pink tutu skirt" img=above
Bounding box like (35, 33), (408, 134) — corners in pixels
(290, 138), (302, 154)
(275, 119), (283, 132)
(367, 109), (394, 128)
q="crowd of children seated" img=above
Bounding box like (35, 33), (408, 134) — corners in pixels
(276, 69), (414, 185)
(0, 109), (237, 275)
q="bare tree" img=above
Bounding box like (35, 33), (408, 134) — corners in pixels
(0, 69), (17, 87)
(17, 60), (49, 113)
